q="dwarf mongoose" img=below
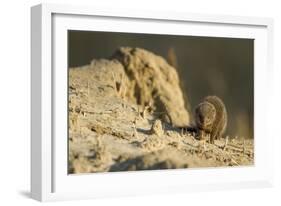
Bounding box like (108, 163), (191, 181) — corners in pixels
(195, 96), (227, 143)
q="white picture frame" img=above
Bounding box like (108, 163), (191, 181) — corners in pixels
(31, 3), (274, 202)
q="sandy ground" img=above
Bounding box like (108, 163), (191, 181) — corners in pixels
(68, 47), (254, 174)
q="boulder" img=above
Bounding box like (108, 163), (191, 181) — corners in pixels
(113, 47), (190, 127)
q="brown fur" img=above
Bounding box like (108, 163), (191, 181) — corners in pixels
(195, 96), (227, 143)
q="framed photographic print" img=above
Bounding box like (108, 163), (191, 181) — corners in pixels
(31, 3), (274, 202)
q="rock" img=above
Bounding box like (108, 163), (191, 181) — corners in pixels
(112, 47), (190, 127)
(69, 47), (190, 127)
(150, 119), (164, 136)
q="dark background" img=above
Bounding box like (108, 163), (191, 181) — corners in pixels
(68, 30), (254, 139)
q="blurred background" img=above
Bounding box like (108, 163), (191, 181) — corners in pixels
(68, 30), (254, 139)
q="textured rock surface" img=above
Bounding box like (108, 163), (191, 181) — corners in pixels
(112, 47), (190, 127)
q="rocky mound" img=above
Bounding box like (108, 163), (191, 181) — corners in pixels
(112, 47), (190, 127)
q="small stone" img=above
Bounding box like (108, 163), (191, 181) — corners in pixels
(150, 119), (164, 136)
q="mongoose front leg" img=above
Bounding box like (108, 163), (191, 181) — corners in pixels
(198, 129), (205, 140)
(198, 129), (211, 143)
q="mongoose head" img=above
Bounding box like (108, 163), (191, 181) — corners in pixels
(195, 102), (216, 130)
